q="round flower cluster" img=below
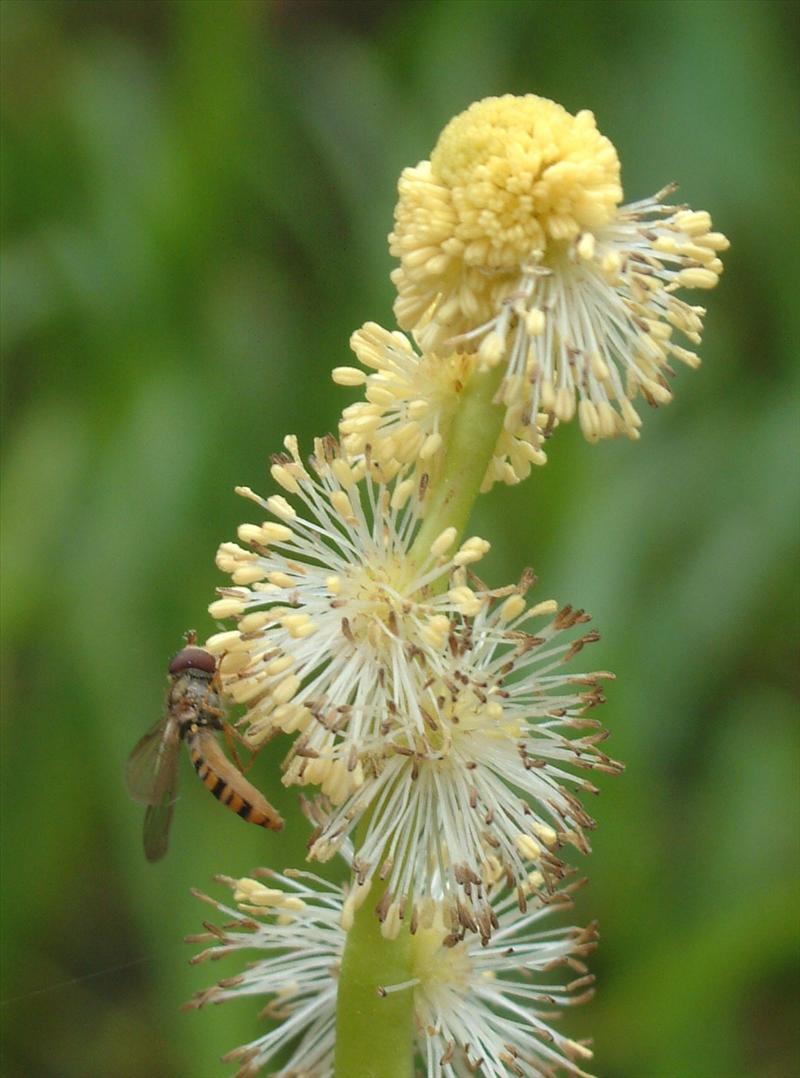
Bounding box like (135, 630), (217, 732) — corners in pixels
(333, 321), (549, 489)
(186, 869), (598, 1078)
(207, 434), (493, 801)
(388, 94), (728, 441)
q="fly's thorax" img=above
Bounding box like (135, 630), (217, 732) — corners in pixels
(179, 713), (222, 743)
(168, 669), (225, 732)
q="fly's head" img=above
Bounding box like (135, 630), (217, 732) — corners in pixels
(168, 645), (225, 727)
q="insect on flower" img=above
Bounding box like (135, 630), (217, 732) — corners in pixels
(125, 633), (283, 861)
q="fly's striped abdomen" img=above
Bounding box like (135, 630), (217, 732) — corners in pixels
(190, 746), (259, 821)
(186, 728), (284, 832)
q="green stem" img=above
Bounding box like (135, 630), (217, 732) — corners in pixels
(334, 874), (415, 1078)
(410, 361), (507, 561)
(333, 362), (507, 1078)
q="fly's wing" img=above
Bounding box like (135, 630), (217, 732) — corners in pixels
(143, 797), (176, 862)
(126, 716), (182, 862)
(125, 717), (180, 805)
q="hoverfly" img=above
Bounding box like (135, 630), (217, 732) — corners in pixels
(125, 633), (283, 861)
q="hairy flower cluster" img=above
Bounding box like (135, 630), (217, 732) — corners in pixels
(209, 434), (619, 939)
(186, 870), (597, 1078)
(207, 433), (493, 798)
(389, 94), (728, 441)
(334, 321), (549, 489)
(312, 587), (619, 943)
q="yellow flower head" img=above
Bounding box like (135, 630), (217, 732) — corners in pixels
(390, 94), (729, 442)
(430, 94), (621, 262)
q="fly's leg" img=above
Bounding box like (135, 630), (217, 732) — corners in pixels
(220, 721), (244, 771)
(222, 721), (263, 773)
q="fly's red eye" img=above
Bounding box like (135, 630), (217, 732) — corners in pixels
(169, 646), (217, 676)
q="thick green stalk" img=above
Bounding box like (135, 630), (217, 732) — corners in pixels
(334, 875), (415, 1078)
(333, 362), (507, 1077)
(409, 361), (507, 561)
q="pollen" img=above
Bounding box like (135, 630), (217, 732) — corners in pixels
(531, 821), (559, 846)
(515, 834), (543, 860)
(209, 597), (247, 619)
(430, 526), (457, 558)
(448, 585), (483, 617)
(266, 495), (296, 521)
(261, 522), (293, 544)
(273, 674), (301, 704)
(453, 536), (490, 565)
(233, 877), (307, 914)
(499, 594), (526, 622)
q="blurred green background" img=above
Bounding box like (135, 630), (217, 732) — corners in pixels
(2, 1), (798, 1076)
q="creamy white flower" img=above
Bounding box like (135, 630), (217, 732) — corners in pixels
(186, 870), (597, 1078)
(206, 435), (492, 804)
(334, 321), (549, 489)
(308, 581), (620, 942)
